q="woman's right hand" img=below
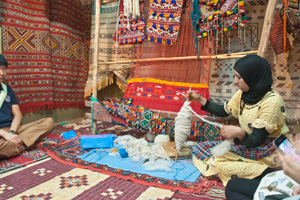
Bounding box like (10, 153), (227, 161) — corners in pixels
(185, 91), (207, 106)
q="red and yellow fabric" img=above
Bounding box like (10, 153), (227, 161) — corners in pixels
(146, 0), (184, 45)
(117, 0), (146, 45)
(124, 78), (209, 115)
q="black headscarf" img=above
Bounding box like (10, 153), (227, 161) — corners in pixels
(233, 54), (273, 105)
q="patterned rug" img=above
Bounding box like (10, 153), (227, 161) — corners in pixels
(64, 119), (149, 138)
(0, 0), (91, 113)
(124, 78), (209, 114)
(0, 158), (225, 200)
(41, 138), (225, 196)
(0, 125), (68, 174)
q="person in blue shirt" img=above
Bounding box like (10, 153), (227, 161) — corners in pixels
(0, 54), (55, 159)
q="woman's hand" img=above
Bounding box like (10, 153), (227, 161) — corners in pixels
(282, 154), (300, 184)
(185, 90), (207, 106)
(292, 185), (300, 196)
(220, 125), (246, 141)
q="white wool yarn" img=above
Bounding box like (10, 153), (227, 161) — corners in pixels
(154, 134), (170, 146)
(174, 101), (193, 152)
(114, 135), (167, 162)
(146, 131), (156, 142)
(211, 140), (232, 157)
(175, 101), (232, 156)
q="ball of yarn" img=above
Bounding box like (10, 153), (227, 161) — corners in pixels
(146, 132), (157, 142)
(154, 134), (170, 146)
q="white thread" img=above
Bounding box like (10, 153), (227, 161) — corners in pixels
(187, 107), (223, 128)
(186, 107), (233, 156)
(175, 101), (224, 153)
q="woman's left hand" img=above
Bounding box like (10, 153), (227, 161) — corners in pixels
(220, 125), (245, 140)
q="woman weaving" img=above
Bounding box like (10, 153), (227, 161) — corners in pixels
(186, 54), (289, 200)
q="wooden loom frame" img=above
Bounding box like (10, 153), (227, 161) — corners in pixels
(88, 0), (277, 133)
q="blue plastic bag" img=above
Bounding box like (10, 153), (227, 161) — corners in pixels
(80, 134), (116, 149)
(62, 130), (77, 140)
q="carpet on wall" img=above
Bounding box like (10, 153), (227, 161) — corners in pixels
(0, 0), (91, 113)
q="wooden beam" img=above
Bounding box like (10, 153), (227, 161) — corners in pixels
(257, 1), (277, 57)
(98, 50), (258, 66)
(91, 0), (101, 134)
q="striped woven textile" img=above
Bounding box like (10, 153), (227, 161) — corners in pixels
(269, 12), (291, 55)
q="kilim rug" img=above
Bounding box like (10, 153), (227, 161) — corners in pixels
(64, 119), (149, 138)
(0, 0), (92, 113)
(0, 125), (69, 174)
(125, 78), (209, 114)
(0, 158), (225, 200)
(85, 1), (131, 97)
(40, 135), (225, 196)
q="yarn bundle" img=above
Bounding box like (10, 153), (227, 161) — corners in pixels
(175, 101), (231, 156)
(174, 101), (193, 153)
(114, 135), (172, 171)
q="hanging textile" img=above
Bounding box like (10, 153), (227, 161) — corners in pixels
(279, 0), (300, 37)
(192, 0), (247, 53)
(269, 12), (291, 55)
(125, 78), (209, 114)
(117, 0), (146, 45)
(0, 0), (91, 113)
(124, 0), (211, 114)
(146, 0), (184, 45)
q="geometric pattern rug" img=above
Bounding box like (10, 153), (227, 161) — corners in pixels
(0, 120), (148, 175)
(1, 0), (91, 113)
(0, 158), (226, 200)
(39, 121), (225, 196)
(0, 125), (68, 174)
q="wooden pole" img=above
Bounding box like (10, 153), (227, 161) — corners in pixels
(98, 50), (258, 65)
(95, 50), (258, 72)
(257, 1), (277, 57)
(91, 0), (101, 134)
